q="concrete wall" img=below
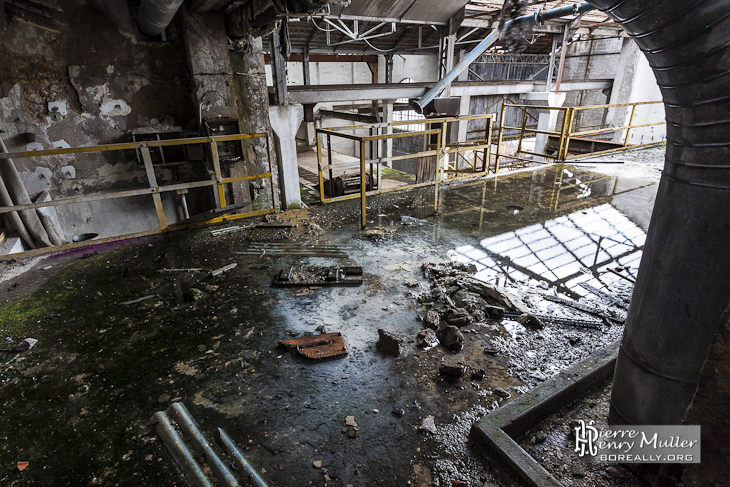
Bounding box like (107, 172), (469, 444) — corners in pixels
(0, 0), (201, 241)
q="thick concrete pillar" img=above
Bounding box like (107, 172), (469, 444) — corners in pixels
(523, 91), (566, 161)
(269, 105), (303, 209)
(185, 13), (250, 206)
(605, 38), (665, 144)
(229, 35), (278, 209)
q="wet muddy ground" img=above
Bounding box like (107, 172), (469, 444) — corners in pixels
(0, 150), (662, 487)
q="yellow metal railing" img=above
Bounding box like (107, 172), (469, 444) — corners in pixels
(315, 114), (495, 229)
(0, 133), (276, 259)
(495, 100), (666, 168)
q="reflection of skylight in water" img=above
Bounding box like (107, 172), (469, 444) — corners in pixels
(449, 204), (645, 298)
(565, 168), (592, 198)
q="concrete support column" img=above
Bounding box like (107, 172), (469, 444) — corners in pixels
(269, 105), (303, 209)
(457, 94), (472, 143)
(605, 38), (665, 144)
(184, 12), (247, 206)
(523, 91), (566, 161)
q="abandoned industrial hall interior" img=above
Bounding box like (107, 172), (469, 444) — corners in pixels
(1, 0), (729, 485)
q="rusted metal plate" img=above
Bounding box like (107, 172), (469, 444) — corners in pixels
(280, 332), (348, 360)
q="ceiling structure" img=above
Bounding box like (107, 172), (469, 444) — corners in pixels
(189, 0), (619, 56)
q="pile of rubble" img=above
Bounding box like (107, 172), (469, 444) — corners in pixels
(402, 261), (628, 388)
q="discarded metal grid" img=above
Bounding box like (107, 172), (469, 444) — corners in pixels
(273, 265), (363, 286)
(237, 242), (352, 259)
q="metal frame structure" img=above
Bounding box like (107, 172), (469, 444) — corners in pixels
(495, 100), (665, 168)
(0, 134), (276, 259)
(315, 114), (494, 229)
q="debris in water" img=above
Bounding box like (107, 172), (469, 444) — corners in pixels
(16, 461), (28, 471)
(279, 332), (348, 360)
(273, 265), (363, 286)
(400, 215), (433, 226)
(436, 326), (464, 351)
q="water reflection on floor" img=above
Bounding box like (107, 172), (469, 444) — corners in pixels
(438, 165), (655, 299)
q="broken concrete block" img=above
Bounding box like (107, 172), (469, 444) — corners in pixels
(377, 329), (406, 356)
(443, 308), (472, 327)
(436, 326), (464, 351)
(517, 313), (544, 330)
(416, 329), (439, 349)
(423, 310), (440, 330)
(439, 357), (467, 377)
(471, 368), (486, 380)
(419, 415), (437, 434)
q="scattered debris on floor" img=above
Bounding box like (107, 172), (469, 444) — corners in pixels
(209, 262), (237, 277)
(273, 265), (364, 286)
(3, 338), (37, 353)
(279, 332), (348, 360)
(237, 242), (351, 258)
(354, 227), (394, 242)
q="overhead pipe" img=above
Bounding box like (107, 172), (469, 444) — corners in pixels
(137, 0), (184, 37)
(412, 1), (595, 114)
(582, 0), (730, 425)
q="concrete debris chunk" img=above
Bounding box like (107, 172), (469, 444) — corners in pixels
(376, 329), (406, 356)
(345, 415), (358, 427)
(419, 415), (437, 434)
(312, 460), (322, 468)
(423, 310), (440, 330)
(444, 307), (472, 327)
(439, 357), (467, 377)
(9, 338), (37, 352)
(416, 329), (439, 350)
(436, 326), (464, 351)
(516, 313), (544, 330)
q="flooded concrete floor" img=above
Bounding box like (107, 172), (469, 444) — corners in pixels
(0, 153), (661, 487)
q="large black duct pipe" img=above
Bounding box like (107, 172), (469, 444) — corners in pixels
(137, 0), (184, 37)
(585, 0), (730, 425)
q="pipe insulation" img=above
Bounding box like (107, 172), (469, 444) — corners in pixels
(0, 137), (52, 247)
(0, 169), (35, 249)
(585, 0), (730, 425)
(137, 0), (184, 37)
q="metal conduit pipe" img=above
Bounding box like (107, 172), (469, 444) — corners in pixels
(412, 1), (595, 114)
(150, 411), (214, 487)
(0, 137), (52, 247)
(584, 0), (730, 425)
(217, 428), (270, 487)
(168, 403), (240, 487)
(137, 0), (184, 37)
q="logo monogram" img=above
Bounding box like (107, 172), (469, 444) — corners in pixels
(574, 419), (599, 457)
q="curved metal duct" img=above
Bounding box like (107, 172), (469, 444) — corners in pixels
(585, 0), (730, 425)
(137, 0), (184, 37)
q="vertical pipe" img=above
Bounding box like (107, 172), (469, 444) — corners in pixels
(496, 103), (507, 173)
(554, 23), (570, 95)
(360, 140), (366, 229)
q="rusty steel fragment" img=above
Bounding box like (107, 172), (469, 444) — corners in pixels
(280, 332), (348, 360)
